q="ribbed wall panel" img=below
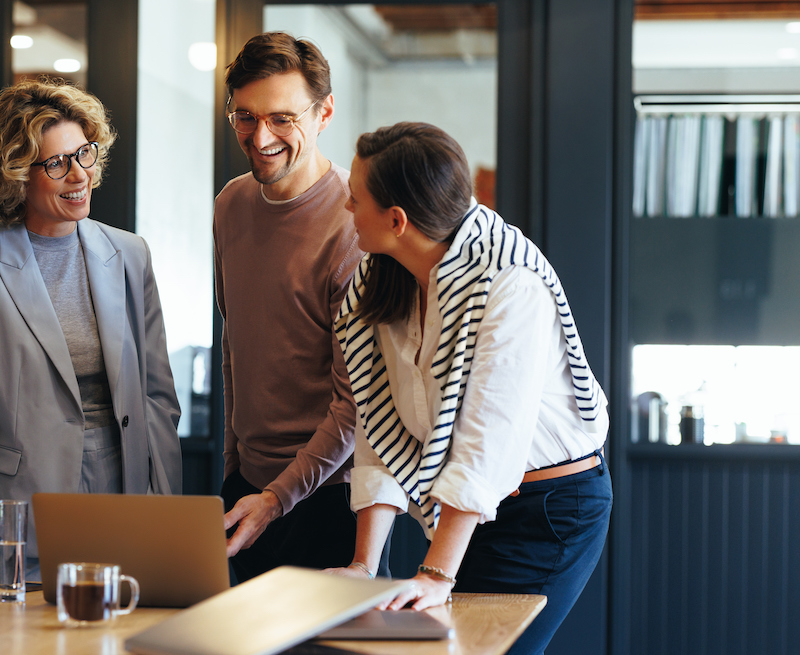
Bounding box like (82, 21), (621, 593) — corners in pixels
(629, 458), (800, 655)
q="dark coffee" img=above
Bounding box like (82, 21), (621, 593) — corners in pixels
(61, 581), (114, 621)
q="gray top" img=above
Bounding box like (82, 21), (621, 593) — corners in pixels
(29, 229), (115, 429)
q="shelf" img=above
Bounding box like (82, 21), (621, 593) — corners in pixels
(628, 442), (800, 463)
(634, 94), (800, 115)
(633, 215), (800, 225)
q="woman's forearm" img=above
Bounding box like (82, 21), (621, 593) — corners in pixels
(422, 503), (481, 579)
(381, 503), (481, 610)
(353, 503), (397, 574)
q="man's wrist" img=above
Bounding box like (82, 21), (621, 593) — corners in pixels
(260, 489), (284, 521)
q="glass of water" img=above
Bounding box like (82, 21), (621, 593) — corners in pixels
(0, 500), (27, 602)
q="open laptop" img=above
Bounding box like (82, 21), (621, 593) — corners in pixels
(125, 566), (413, 655)
(32, 492), (230, 608)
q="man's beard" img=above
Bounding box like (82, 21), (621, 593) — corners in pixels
(249, 155), (292, 186)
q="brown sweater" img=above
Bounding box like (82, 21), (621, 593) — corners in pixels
(213, 163), (362, 515)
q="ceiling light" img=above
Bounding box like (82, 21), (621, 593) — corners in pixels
(10, 34), (33, 49)
(54, 58), (81, 73)
(786, 22), (800, 34)
(777, 47), (799, 60)
(188, 42), (216, 71)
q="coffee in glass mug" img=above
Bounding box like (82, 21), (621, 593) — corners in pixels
(57, 562), (139, 627)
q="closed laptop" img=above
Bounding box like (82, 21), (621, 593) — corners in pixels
(125, 566), (411, 655)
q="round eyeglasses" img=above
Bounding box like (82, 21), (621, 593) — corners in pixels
(226, 100), (318, 137)
(31, 142), (99, 180)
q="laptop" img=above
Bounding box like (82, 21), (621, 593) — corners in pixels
(316, 608), (454, 640)
(125, 565), (412, 655)
(32, 493), (230, 608)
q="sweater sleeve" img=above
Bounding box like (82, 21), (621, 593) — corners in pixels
(263, 234), (362, 515)
(213, 211), (240, 481)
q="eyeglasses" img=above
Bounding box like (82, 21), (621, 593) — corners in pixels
(226, 100), (318, 137)
(31, 142), (99, 180)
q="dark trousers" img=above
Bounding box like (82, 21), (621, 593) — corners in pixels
(454, 454), (613, 655)
(221, 469), (391, 583)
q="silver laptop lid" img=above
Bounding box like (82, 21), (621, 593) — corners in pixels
(33, 493), (230, 607)
(315, 608), (454, 640)
(125, 566), (411, 655)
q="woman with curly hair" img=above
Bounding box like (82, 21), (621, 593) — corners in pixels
(0, 78), (182, 581)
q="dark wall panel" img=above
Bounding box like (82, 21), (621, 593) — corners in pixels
(629, 456), (800, 655)
(87, 0), (138, 233)
(542, 2), (620, 654)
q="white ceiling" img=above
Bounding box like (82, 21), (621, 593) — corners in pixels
(634, 19), (800, 69)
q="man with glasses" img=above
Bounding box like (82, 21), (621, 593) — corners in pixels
(214, 32), (382, 582)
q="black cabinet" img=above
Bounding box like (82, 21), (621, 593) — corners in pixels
(631, 217), (800, 346)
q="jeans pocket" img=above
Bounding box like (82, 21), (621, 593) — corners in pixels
(543, 485), (580, 545)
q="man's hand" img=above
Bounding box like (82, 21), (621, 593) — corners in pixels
(224, 490), (283, 558)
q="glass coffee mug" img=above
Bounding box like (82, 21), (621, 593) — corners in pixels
(57, 562), (140, 627)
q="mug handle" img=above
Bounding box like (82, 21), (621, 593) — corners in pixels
(115, 575), (140, 616)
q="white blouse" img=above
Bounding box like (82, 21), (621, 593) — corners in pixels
(350, 264), (608, 525)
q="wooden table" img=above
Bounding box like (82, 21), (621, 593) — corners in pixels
(1, 591), (546, 655)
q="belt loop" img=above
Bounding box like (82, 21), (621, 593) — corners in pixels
(594, 447), (606, 475)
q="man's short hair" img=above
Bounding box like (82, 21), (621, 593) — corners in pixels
(225, 31), (332, 104)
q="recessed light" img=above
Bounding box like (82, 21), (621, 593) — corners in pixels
(54, 58), (81, 73)
(777, 47), (799, 60)
(188, 42), (216, 72)
(10, 34), (33, 49)
(786, 22), (800, 34)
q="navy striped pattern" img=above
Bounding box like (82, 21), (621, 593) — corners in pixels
(335, 203), (606, 537)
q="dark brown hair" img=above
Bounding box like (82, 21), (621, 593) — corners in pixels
(225, 31), (331, 105)
(356, 122), (472, 325)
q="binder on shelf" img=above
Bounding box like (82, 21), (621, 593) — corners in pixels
(735, 115), (760, 218)
(720, 116), (738, 216)
(632, 114), (649, 217)
(697, 115), (725, 217)
(665, 116), (680, 217)
(671, 115), (702, 217)
(645, 116), (667, 217)
(784, 114), (800, 217)
(763, 115), (783, 217)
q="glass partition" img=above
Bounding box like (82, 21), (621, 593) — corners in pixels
(137, 0), (216, 437)
(263, 3), (498, 206)
(11, 1), (87, 85)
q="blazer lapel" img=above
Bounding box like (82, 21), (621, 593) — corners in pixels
(78, 219), (125, 400)
(0, 223), (81, 408)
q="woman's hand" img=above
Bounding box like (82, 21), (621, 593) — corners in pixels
(378, 573), (453, 611)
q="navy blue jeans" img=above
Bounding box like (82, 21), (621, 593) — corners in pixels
(454, 453), (612, 655)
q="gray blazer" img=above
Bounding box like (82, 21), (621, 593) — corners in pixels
(0, 219), (182, 556)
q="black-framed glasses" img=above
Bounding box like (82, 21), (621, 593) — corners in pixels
(226, 100), (318, 137)
(31, 142), (99, 180)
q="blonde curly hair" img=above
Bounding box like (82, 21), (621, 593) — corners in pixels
(0, 77), (116, 227)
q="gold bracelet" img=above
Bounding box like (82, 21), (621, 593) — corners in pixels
(418, 564), (456, 586)
(349, 561), (375, 580)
